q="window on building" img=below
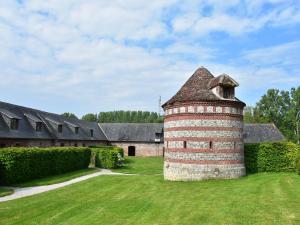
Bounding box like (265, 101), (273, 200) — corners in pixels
(234, 142), (236, 150)
(90, 129), (94, 137)
(15, 143), (20, 147)
(60, 143), (65, 147)
(209, 141), (213, 149)
(36, 122), (43, 132)
(75, 127), (79, 134)
(82, 143), (86, 147)
(74, 143), (78, 147)
(223, 87), (234, 99)
(58, 124), (63, 133)
(10, 118), (19, 130)
(183, 141), (187, 149)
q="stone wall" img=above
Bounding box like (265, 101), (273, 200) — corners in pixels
(0, 139), (107, 148)
(163, 101), (245, 181)
(110, 142), (164, 157)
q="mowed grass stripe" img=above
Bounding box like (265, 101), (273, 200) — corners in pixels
(0, 157), (299, 225)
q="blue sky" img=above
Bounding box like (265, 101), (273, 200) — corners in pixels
(0, 0), (299, 117)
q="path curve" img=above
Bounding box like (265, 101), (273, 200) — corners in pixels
(0, 169), (128, 202)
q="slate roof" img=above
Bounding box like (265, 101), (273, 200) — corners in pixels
(244, 124), (285, 143)
(0, 101), (107, 141)
(162, 67), (245, 108)
(100, 123), (163, 142)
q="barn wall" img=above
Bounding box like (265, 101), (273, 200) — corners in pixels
(0, 139), (107, 148)
(110, 142), (164, 157)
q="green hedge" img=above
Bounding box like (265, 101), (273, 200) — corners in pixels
(91, 146), (124, 169)
(244, 142), (299, 173)
(0, 147), (91, 185)
(297, 153), (300, 175)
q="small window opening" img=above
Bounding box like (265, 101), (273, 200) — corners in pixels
(74, 143), (78, 147)
(223, 87), (234, 99)
(234, 142), (236, 150)
(60, 143), (65, 147)
(36, 122), (42, 132)
(209, 141), (213, 149)
(58, 124), (63, 133)
(183, 141), (187, 149)
(82, 143), (86, 147)
(15, 143), (20, 147)
(10, 118), (19, 130)
(90, 129), (94, 137)
(75, 127), (79, 134)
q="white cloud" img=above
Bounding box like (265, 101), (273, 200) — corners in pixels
(0, 0), (299, 115)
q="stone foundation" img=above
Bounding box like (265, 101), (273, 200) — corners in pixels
(164, 161), (245, 181)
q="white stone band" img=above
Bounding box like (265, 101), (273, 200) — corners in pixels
(164, 119), (243, 129)
(165, 130), (242, 138)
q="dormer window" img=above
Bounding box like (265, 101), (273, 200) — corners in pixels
(58, 124), (63, 133)
(223, 86), (234, 99)
(36, 122), (43, 132)
(75, 127), (79, 134)
(10, 118), (19, 130)
(90, 129), (94, 137)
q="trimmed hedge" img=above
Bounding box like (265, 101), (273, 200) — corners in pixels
(297, 153), (300, 175)
(244, 142), (299, 173)
(91, 146), (124, 169)
(0, 147), (91, 185)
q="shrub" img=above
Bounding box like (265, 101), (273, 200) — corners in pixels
(244, 142), (299, 173)
(297, 153), (300, 175)
(0, 147), (91, 185)
(91, 146), (124, 169)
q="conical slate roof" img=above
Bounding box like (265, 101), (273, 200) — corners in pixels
(162, 67), (244, 108)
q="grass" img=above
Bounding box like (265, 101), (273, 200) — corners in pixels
(0, 157), (299, 225)
(15, 168), (99, 187)
(113, 156), (163, 175)
(0, 188), (14, 197)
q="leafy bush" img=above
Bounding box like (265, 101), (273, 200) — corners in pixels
(91, 146), (124, 169)
(0, 147), (91, 185)
(244, 142), (299, 173)
(297, 153), (300, 175)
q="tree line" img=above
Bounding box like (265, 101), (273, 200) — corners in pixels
(62, 111), (163, 123)
(244, 86), (300, 143)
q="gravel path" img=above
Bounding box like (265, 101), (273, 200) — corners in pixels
(0, 169), (127, 202)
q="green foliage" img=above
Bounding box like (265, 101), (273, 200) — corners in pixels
(253, 87), (300, 142)
(244, 142), (299, 173)
(297, 152), (300, 175)
(61, 112), (78, 119)
(0, 147), (91, 185)
(91, 146), (124, 169)
(97, 111), (163, 123)
(81, 113), (98, 122)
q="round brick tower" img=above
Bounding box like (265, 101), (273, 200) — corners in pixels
(162, 67), (246, 181)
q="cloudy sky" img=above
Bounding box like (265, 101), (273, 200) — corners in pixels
(0, 0), (299, 117)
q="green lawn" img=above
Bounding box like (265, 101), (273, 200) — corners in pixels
(0, 157), (299, 225)
(113, 156), (163, 175)
(0, 188), (14, 197)
(16, 168), (99, 187)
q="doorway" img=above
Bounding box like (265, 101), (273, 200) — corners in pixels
(128, 146), (136, 156)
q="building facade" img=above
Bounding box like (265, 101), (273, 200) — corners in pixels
(162, 67), (246, 181)
(100, 123), (164, 156)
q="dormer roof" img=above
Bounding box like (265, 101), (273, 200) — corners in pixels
(208, 74), (239, 89)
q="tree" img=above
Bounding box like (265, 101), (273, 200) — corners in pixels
(81, 113), (98, 122)
(253, 87), (300, 143)
(61, 112), (78, 119)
